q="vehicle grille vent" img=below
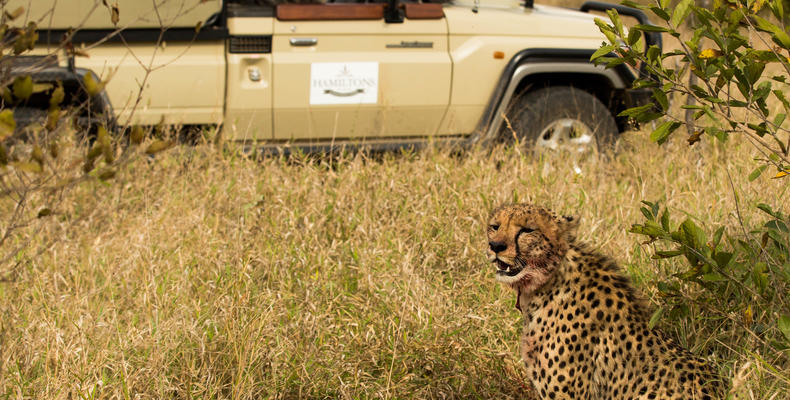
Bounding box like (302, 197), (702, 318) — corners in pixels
(229, 36), (272, 54)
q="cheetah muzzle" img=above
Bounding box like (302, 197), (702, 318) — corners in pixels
(487, 203), (722, 400)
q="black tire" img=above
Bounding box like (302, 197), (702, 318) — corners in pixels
(504, 86), (618, 152)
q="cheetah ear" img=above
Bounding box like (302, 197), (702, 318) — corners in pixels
(560, 215), (580, 237)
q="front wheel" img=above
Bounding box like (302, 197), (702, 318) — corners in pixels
(504, 86), (618, 154)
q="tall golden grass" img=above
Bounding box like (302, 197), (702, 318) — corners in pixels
(1, 132), (788, 398)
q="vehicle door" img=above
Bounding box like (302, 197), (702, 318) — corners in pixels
(224, 1), (275, 141)
(271, 2), (451, 140)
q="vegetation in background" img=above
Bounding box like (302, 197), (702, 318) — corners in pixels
(0, 137), (787, 398)
(593, 0), (790, 395)
(1, 0), (789, 398)
(0, 2), (177, 279)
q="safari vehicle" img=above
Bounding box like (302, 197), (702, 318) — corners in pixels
(6, 0), (659, 153)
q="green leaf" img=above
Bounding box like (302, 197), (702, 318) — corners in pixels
(648, 307), (664, 330)
(0, 109), (16, 141)
(680, 218), (707, 250)
(653, 250), (683, 259)
(49, 84), (64, 108)
(653, 89), (669, 111)
(621, 0), (647, 9)
(749, 165), (768, 181)
(618, 103), (653, 118)
(650, 121), (682, 145)
(765, 219), (789, 232)
(10, 161), (42, 173)
(700, 272), (726, 282)
(626, 27), (641, 47)
(641, 206), (655, 221)
(83, 72), (104, 97)
(714, 251), (733, 268)
(694, 6), (714, 27)
(650, 202), (660, 218)
(604, 57), (627, 68)
(774, 113), (786, 128)
(12, 76), (33, 100)
(646, 45), (661, 64)
(130, 125), (145, 145)
(590, 44), (617, 62)
(660, 209), (671, 231)
(779, 315), (790, 341)
(754, 14), (781, 34)
(676, 266), (702, 281)
(746, 63), (766, 85)
(749, 49), (780, 63)
(671, 0), (694, 28)
(773, 90), (790, 112)
(757, 203), (780, 219)
(754, 15), (790, 48)
(753, 262), (769, 293)
(712, 226), (724, 248)
(633, 24), (671, 33)
(629, 223), (666, 238)
(649, 6), (670, 21)
(594, 18), (618, 45)
(145, 139), (174, 155)
(607, 9), (624, 38)
(772, 0), (784, 21)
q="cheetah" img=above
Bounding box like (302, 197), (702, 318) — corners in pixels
(487, 203), (721, 399)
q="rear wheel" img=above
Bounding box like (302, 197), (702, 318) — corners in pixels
(504, 86), (618, 154)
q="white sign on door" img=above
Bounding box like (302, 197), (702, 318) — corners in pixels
(310, 62), (379, 105)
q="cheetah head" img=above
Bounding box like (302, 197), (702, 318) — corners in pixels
(487, 204), (578, 293)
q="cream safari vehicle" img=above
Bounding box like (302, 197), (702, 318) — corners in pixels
(7, 0), (659, 152)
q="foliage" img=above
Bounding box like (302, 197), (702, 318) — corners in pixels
(0, 4), (159, 276)
(594, 0), (790, 170)
(594, 0), (790, 391)
(3, 140), (785, 398)
(631, 201), (790, 366)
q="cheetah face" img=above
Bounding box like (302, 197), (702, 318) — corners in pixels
(487, 204), (577, 292)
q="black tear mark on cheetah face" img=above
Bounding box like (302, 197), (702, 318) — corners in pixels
(487, 204), (577, 293)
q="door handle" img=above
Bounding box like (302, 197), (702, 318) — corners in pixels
(290, 38), (317, 46)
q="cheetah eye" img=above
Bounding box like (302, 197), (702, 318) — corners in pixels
(489, 224), (500, 231)
(518, 227), (535, 235)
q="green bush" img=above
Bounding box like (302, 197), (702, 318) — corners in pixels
(594, 0), (790, 394)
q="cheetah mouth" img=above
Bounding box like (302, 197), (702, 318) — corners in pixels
(494, 259), (522, 277)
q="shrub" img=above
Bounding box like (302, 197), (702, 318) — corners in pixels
(593, 0), (790, 394)
(0, 3), (170, 277)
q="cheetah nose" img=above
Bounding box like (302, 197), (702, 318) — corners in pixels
(489, 241), (507, 253)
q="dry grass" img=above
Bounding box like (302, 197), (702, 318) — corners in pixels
(1, 132), (789, 399)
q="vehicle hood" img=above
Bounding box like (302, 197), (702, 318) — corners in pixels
(445, 2), (606, 40)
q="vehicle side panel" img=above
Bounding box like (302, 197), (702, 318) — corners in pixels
(75, 41), (225, 126)
(224, 16), (274, 141)
(5, 0), (221, 30)
(271, 17), (451, 139)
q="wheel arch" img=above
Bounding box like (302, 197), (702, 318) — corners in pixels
(9, 60), (116, 131)
(471, 48), (635, 144)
